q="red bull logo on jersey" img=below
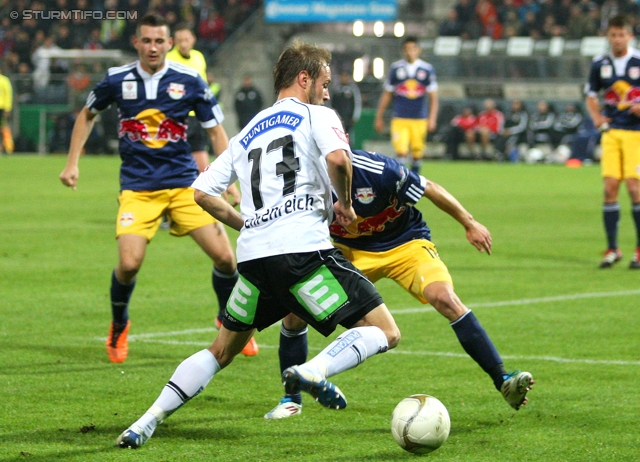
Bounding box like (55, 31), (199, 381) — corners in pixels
(330, 197), (405, 238)
(396, 79), (426, 100)
(355, 187), (376, 204)
(119, 108), (187, 149)
(167, 83), (186, 100)
(603, 80), (640, 110)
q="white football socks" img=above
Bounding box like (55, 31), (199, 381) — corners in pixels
(306, 326), (389, 378)
(132, 349), (220, 435)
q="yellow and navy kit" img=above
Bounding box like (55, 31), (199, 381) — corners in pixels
(87, 60), (223, 191)
(330, 150), (431, 251)
(385, 59), (437, 120)
(586, 49), (640, 131)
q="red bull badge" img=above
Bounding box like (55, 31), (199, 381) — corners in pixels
(120, 212), (134, 227)
(167, 83), (186, 100)
(629, 67), (640, 80)
(355, 187), (376, 204)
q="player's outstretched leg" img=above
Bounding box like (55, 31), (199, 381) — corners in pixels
(116, 349), (221, 449)
(282, 325), (393, 410)
(500, 371), (534, 410)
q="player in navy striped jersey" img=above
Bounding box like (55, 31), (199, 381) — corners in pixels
(584, 14), (640, 269)
(59, 14), (241, 364)
(265, 148), (534, 419)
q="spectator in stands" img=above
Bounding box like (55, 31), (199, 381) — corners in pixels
(552, 103), (583, 147)
(528, 100), (556, 147)
(455, 0), (476, 26)
(198, 10), (226, 56)
(14, 30), (32, 67)
(566, 4), (597, 38)
(476, 99), (505, 159)
(447, 106), (477, 160)
(224, 0), (245, 33)
(497, 0), (519, 25)
(476, 0), (499, 33)
(518, 0), (540, 23)
(31, 35), (61, 91)
(84, 28), (105, 50)
(101, 0), (126, 49)
(520, 11), (542, 38)
(15, 62), (33, 104)
(484, 15), (504, 39)
(330, 70), (362, 139)
(439, 9), (463, 37)
(234, 74), (263, 131)
(497, 99), (529, 162)
(55, 24), (74, 50)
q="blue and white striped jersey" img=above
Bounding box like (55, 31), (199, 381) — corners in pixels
(330, 150), (432, 252)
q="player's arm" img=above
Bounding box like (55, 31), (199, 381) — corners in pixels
(205, 124), (240, 206)
(194, 191), (244, 231)
(423, 180), (492, 255)
(60, 106), (98, 190)
(326, 149), (356, 226)
(428, 90), (439, 132)
(374, 90), (394, 134)
(192, 150), (243, 230)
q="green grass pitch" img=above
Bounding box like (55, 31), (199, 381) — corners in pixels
(1, 155), (639, 461)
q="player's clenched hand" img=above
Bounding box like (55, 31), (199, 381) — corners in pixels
(59, 166), (79, 190)
(334, 201), (357, 226)
(465, 221), (492, 255)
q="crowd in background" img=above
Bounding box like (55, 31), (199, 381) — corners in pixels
(439, 0), (640, 40)
(0, 0), (261, 78)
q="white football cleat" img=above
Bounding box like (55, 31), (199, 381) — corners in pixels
(264, 397), (302, 419)
(501, 371), (534, 410)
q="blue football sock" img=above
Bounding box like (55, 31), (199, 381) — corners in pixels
(279, 325), (308, 404)
(632, 203), (640, 247)
(212, 268), (238, 322)
(110, 270), (135, 325)
(411, 159), (422, 174)
(603, 203), (620, 250)
(451, 311), (506, 390)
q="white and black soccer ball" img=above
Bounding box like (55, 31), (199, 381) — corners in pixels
(390, 394), (450, 455)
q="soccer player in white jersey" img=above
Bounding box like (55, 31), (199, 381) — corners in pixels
(115, 41), (401, 450)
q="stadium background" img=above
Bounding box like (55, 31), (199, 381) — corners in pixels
(1, 0), (636, 156)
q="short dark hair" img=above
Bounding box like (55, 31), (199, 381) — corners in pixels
(136, 13), (169, 37)
(172, 22), (194, 36)
(607, 14), (631, 31)
(273, 41), (332, 94)
(403, 36), (418, 46)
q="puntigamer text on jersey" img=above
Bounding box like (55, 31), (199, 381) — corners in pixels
(240, 111), (304, 149)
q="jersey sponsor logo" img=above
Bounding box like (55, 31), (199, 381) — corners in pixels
(333, 126), (348, 144)
(326, 331), (362, 357)
(122, 81), (137, 100)
(417, 69), (427, 80)
(119, 109), (187, 148)
(167, 82), (186, 100)
(603, 80), (640, 110)
(290, 265), (348, 322)
(629, 67), (640, 80)
(243, 193), (314, 229)
(119, 212), (134, 227)
(395, 79), (426, 99)
(355, 187), (376, 204)
(601, 65), (613, 79)
(330, 196), (405, 238)
(240, 111), (303, 149)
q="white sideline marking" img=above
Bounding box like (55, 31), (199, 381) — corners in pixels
(96, 289), (640, 367)
(391, 289), (640, 314)
(123, 338), (640, 366)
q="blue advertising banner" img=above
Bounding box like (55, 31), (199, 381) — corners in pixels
(265, 0), (398, 23)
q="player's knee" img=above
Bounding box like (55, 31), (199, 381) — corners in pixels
(384, 325), (401, 350)
(117, 258), (141, 280)
(426, 286), (466, 322)
(214, 252), (236, 273)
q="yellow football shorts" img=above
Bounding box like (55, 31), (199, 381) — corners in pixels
(600, 129), (640, 180)
(116, 188), (215, 240)
(334, 239), (452, 304)
(390, 117), (428, 160)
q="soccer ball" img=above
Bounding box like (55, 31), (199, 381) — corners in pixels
(390, 394), (450, 455)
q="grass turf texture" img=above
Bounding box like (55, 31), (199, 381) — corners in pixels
(1, 155), (638, 461)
